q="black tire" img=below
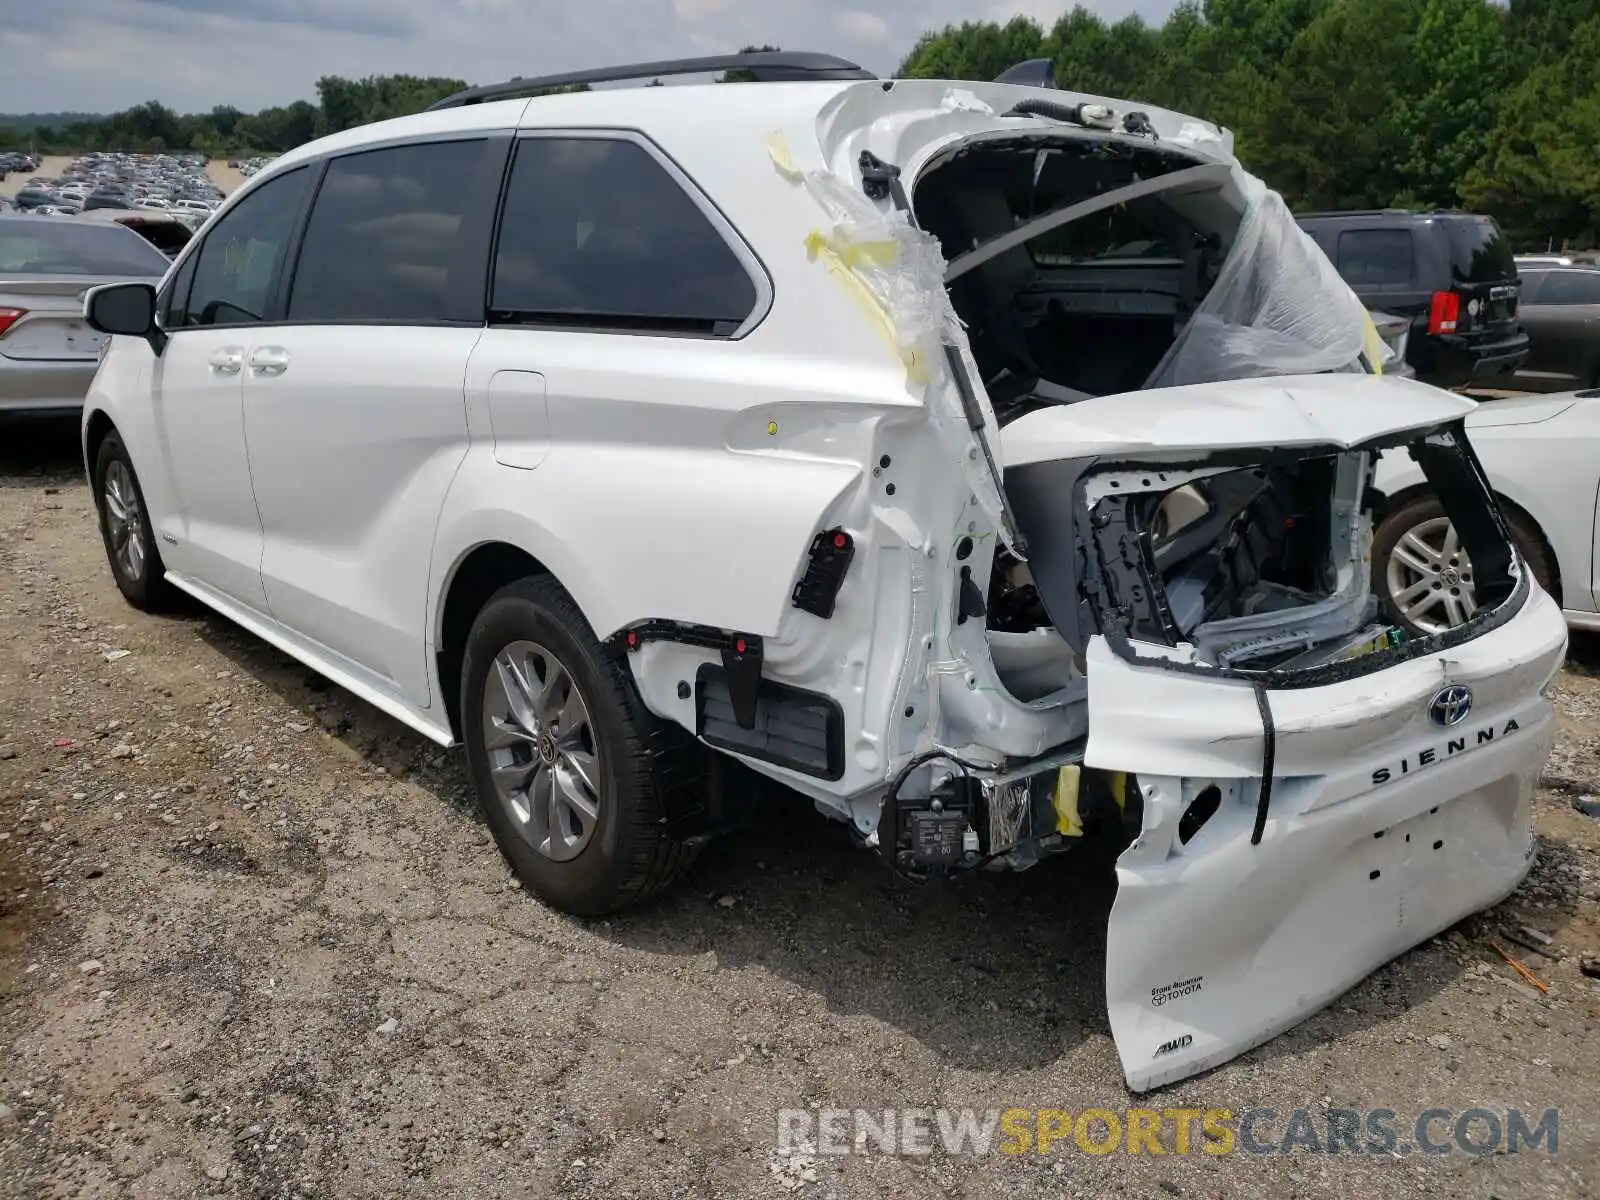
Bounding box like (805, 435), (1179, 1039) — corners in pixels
(92, 430), (174, 612)
(1373, 494), (1556, 635)
(460, 575), (702, 915)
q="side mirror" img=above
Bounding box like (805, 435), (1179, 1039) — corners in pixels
(84, 282), (166, 356)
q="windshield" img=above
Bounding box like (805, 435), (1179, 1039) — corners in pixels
(1444, 217), (1516, 285)
(0, 221), (172, 275)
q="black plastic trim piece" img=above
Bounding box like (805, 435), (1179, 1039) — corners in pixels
(957, 566), (987, 625)
(1250, 685), (1275, 845)
(428, 52), (875, 110)
(791, 528), (855, 618)
(695, 665), (845, 781)
(720, 637), (764, 730)
(858, 150), (905, 204)
(613, 619), (754, 655)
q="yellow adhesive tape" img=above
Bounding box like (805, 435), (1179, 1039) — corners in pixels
(1053, 764), (1084, 838)
(1360, 310), (1385, 377)
(803, 230), (930, 383)
(765, 131), (803, 182)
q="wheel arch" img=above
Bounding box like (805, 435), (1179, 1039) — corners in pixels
(434, 540), (554, 743)
(83, 408), (116, 478)
(1375, 480), (1563, 606)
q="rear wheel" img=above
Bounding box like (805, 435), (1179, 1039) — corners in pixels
(460, 575), (701, 915)
(92, 431), (173, 611)
(1373, 495), (1554, 635)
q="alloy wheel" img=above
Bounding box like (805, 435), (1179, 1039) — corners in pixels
(1385, 515), (1476, 634)
(103, 460), (146, 583)
(479, 640), (602, 862)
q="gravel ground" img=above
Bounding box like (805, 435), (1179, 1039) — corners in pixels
(1, 418), (1597, 1199)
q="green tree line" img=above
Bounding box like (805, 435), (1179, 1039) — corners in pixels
(2, 8), (1594, 246)
(0, 45), (792, 161)
(899, 0), (1600, 248)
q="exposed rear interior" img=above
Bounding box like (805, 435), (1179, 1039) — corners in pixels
(913, 135), (1244, 417)
(909, 135), (1521, 689)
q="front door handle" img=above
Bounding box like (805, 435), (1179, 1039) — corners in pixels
(248, 346), (290, 376)
(208, 347), (244, 376)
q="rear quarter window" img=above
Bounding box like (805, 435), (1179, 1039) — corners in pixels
(1335, 229), (1416, 287)
(489, 135), (759, 336)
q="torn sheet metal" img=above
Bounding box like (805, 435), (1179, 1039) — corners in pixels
(768, 133), (1011, 551)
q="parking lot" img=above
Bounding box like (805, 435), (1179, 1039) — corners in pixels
(0, 421), (1596, 1199)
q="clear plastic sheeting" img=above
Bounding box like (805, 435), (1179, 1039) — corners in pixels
(775, 151), (1012, 550)
(1146, 172), (1370, 389)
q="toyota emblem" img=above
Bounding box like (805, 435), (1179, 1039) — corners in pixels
(1428, 685), (1473, 727)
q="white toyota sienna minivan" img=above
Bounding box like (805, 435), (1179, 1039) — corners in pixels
(78, 52), (1568, 1091)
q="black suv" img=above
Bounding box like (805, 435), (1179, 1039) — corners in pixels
(1297, 210), (1527, 388)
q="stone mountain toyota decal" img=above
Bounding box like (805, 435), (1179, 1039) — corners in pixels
(1370, 717), (1521, 786)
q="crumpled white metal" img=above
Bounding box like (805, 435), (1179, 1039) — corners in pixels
(782, 160), (1012, 552)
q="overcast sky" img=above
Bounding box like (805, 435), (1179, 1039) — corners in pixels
(0, 0), (1178, 115)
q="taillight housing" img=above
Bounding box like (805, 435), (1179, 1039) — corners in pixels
(0, 307), (25, 338)
(1428, 291), (1460, 335)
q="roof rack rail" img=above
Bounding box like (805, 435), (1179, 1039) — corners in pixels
(427, 52), (875, 110)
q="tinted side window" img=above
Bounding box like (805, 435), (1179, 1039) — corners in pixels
(1536, 270), (1600, 304)
(1519, 271), (1544, 303)
(288, 139), (489, 323)
(1336, 229), (1415, 287)
(185, 166), (312, 327)
(491, 137), (758, 335)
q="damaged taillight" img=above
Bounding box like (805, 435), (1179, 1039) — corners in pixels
(1428, 290), (1460, 335)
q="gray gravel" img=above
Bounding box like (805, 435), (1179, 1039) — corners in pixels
(1, 419), (1597, 1199)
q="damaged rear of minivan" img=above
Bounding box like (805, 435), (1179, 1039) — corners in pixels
(794, 79), (1568, 1091)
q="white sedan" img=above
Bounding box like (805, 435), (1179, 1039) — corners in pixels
(1371, 388), (1600, 634)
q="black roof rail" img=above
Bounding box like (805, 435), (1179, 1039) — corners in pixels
(427, 52), (875, 110)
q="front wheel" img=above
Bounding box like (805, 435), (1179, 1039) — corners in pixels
(92, 431), (173, 611)
(459, 576), (701, 915)
(1372, 495), (1555, 636)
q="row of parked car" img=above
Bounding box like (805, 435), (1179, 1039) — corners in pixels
(0, 150), (44, 177)
(5, 152), (224, 221)
(225, 155), (278, 178)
